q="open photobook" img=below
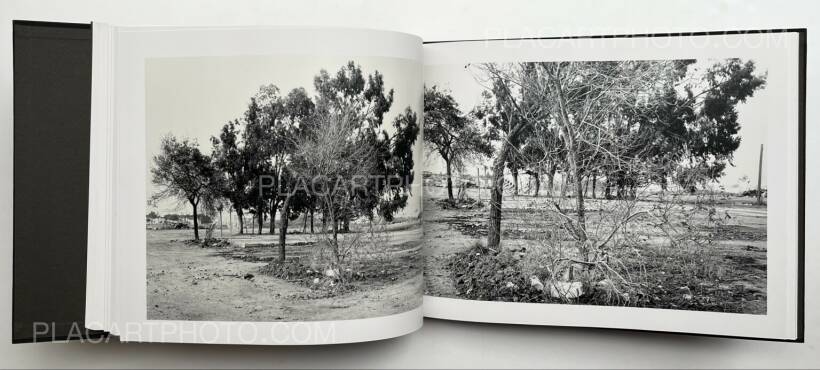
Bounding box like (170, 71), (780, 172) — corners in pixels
(12, 21), (805, 344)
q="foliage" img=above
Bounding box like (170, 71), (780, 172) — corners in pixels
(151, 135), (217, 239)
(424, 86), (493, 200)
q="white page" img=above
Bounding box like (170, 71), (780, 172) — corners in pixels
(421, 32), (801, 340)
(94, 25), (425, 344)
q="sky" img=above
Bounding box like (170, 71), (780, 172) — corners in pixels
(145, 54), (422, 217)
(422, 57), (782, 192)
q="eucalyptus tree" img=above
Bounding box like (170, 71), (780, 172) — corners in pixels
(423, 86), (493, 201)
(151, 135), (216, 240)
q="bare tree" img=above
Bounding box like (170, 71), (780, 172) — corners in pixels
(290, 108), (377, 264)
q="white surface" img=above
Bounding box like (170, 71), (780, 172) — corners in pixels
(1, 0), (818, 368)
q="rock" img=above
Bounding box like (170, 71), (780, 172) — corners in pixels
(549, 281), (585, 299)
(324, 269), (339, 278)
(243, 273), (254, 280)
(505, 281), (518, 290)
(529, 276), (545, 291)
(596, 279), (616, 293)
(312, 277), (320, 284)
(683, 294), (694, 301)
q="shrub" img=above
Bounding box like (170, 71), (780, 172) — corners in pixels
(448, 243), (545, 303)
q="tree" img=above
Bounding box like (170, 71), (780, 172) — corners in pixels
(263, 87), (314, 235)
(312, 61), (418, 227)
(200, 166), (230, 238)
(211, 120), (251, 234)
(151, 135), (215, 240)
(290, 110), (378, 264)
(277, 61), (420, 264)
(530, 61), (683, 262)
(471, 64), (543, 248)
(378, 107), (421, 220)
(672, 59), (766, 188)
(424, 86), (493, 201)
(475, 59), (765, 271)
(243, 96), (271, 234)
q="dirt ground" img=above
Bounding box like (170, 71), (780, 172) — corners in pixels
(147, 221), (422, 322)
(422, 184), (768, 314)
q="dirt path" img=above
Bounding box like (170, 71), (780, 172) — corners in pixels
(147, 231), (421, 322)
(422, 187), (481, 297)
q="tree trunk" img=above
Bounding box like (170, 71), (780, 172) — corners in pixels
(191, 200), (200, 240)
(342, 216), (350, 233)
(269, 199), (278, 234)
(547, 166), (556, 197)
(487, 142), (511, 248)
(329, 206), (340, 264)
(533, 171), (541, 197)
(512, 169), (519, 196)
(278, 197), (291, 262)
(257, 204), (264, 235)
(302, 211), (308, 233)
(591, 174), (597, 199)
(560, 173), (568, 199)
(235, 207), (244, 235)
(575, 170), (586, 239)
(310, 208), (314, 234)
(445, 159), (454, 201)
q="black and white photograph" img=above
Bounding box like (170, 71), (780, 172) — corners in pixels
(423, 57), (772, 314)
(144, 55), (424, 322)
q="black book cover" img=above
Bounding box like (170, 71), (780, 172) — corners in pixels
(12, 20), (107, 343)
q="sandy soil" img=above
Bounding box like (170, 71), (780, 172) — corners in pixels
(422, 184), (768, 314)
(147, 225), (422, 322)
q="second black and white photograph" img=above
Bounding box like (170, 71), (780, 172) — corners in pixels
(423, 57), (772, 314)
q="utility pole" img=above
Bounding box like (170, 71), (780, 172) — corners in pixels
(757, 144), (764, 205)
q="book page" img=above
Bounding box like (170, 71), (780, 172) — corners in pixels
(421, 31), (802, 340)
(97, 25), (424, 344)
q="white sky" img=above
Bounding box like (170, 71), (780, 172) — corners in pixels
(423, 58), (779, 191)
(145, 55), (422, 217)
